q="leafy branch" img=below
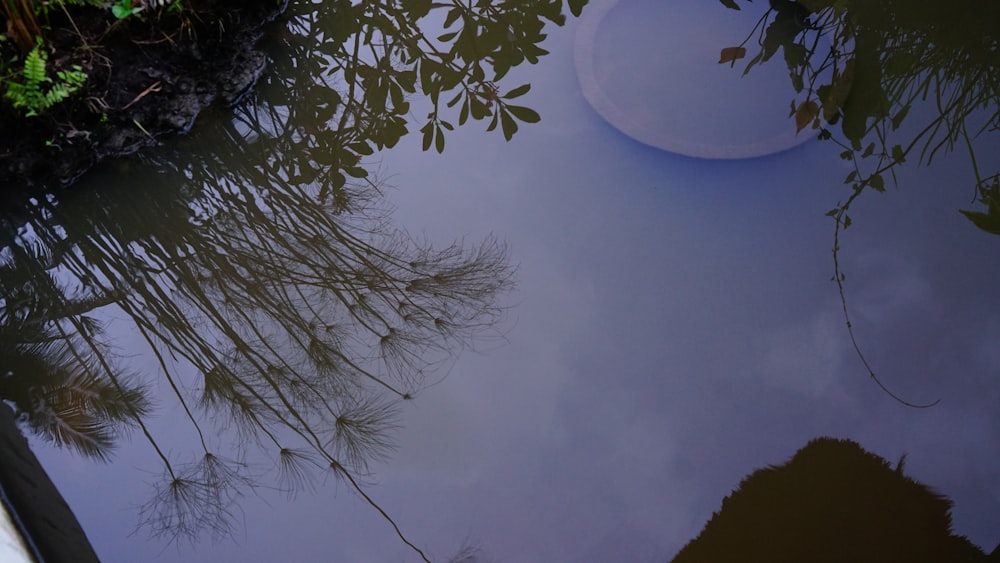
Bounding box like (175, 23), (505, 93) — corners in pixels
(297, 0), (585, 164)
(716, 0), (1000, 405)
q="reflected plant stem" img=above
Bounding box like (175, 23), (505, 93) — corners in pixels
(831, 210), (940, 409)
(818, 44), (996, 408)
(333, 460), (432, 563)
(133, 321), (211, 452)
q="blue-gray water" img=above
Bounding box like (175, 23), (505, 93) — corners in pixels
(15, 1), (1000, 561)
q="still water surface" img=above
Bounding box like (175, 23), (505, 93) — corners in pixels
(7, 1), (1000, 561)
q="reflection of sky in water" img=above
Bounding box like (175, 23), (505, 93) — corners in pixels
(29, 4), (1000, 563)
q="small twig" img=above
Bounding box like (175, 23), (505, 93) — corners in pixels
(133, 119), (153, 137)
(122, 80), (163, 110)
(131, 31), (178, 46)
(57, 2), (91, 48)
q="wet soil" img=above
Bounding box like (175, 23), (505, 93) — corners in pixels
(0, 0), (287, 191)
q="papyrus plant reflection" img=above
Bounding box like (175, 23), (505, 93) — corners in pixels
(1, 129), (511, 561)
(0, 9), (521, 558)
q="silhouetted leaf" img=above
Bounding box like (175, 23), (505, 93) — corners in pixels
(891, 144), (905, 163)
(503, 84), (531, 99)
(791, 71), (803, 93)
(891, 104), (910, 130)
(506, 105), (540, 123)
(795, 100), (819, 132)
(742, 52), (763, 76)
(719, 46), (747, 65)
(500, 110), (518, 141)
(469, 97), (490, 120)
(344, 166), (368, 178)
(459, 98), (469, 125)
(420, 121), (433, 151)
(348, 142), (373, 156)
(434, 124), (445, 153)
(960, 210), (1000, 235)
(782, 43), (807, 69)
(869, 173), (885, 192)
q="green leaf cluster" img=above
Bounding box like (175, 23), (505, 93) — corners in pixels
(4, 44), (87, 117)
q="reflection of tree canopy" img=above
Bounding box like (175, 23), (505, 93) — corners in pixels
(719, 0), (999, 406)
(0, 0), (615, 559)
(671, 437), (991, 562)
(269, 0), (586, 182)
(721, 0), (1000, 232)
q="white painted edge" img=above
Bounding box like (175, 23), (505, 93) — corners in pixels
(0, 505), (33, 563)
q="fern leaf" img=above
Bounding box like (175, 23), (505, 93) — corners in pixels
(5, 82), (29, 106)
(23, 47), (49, 87)
(44, 83), (69, 108)
(4, 46), (88, 116)
(58, 67), (88, 89)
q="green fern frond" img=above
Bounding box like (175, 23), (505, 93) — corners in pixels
(44, 83), (69, 107)
(3, 45), (88, 116)
(57, 66), (88, 88)
(23, 47), (49, 86)
(5, 82), (30, 103)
